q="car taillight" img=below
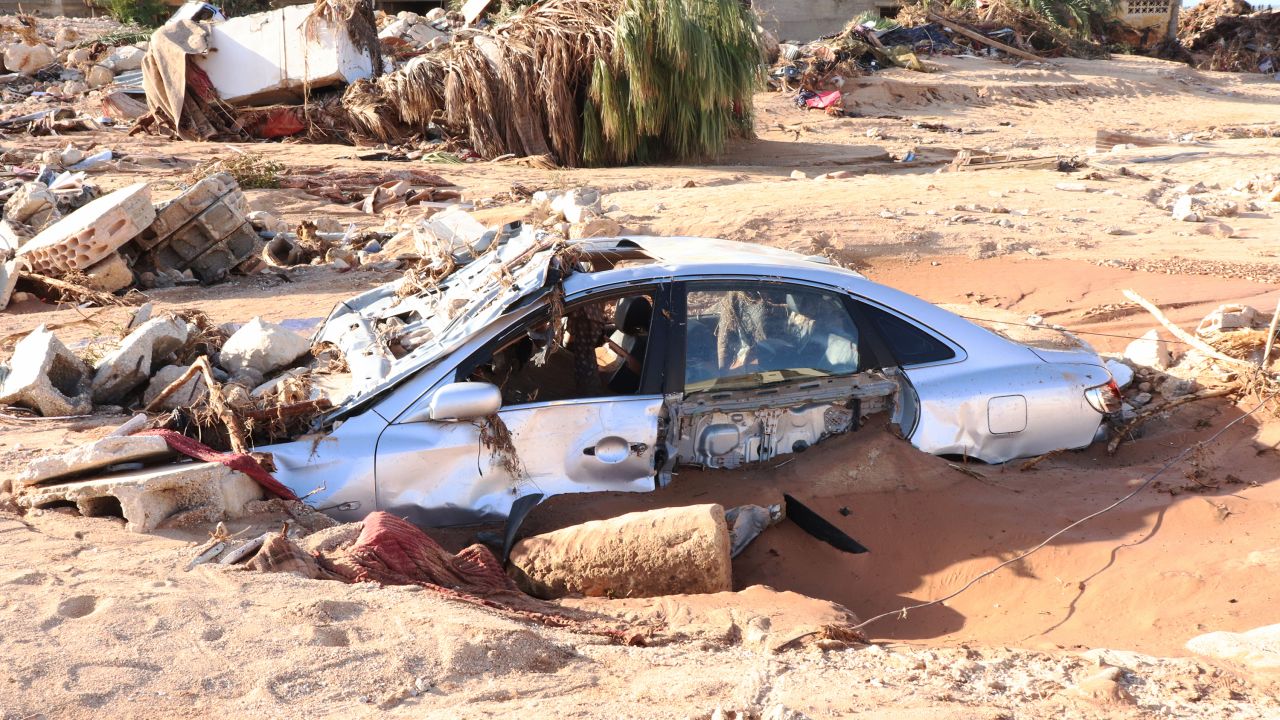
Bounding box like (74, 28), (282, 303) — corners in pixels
(1084, 380), (1123, 414)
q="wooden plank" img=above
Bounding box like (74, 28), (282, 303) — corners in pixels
(927, 11), (1043, 62)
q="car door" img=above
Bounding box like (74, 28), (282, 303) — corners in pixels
(666, 279), (903, 469)
(373, 284), (672, 527)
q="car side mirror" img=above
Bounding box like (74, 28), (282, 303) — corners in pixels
(425, 382), (502, 422)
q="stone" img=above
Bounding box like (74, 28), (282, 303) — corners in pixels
(568, 216), (622, 240)
(15, 435), (172, 490)
(66, 46), (93, 66)
(246, 210), (287, 234)
(550, 188), (602, 224)
(218, 317), (311, 376)
(1187, 624), (1280, 690)
(15, 461), (265, 533)
(60, 79), (87, 96)
(91, 316), (191, 404)
(0, 258), (20, 311)
(143, 364), (208, 410)
(1063, 667), (1136, 706)
(1123, 329), (1171, 370)
(1130, 391), (1152, 406)
(17, 183), (155, 275)
(82, 252), (135, 293)
(789, 170), (807, 180)
(85, 64), (113, 89)
(106, 45), (145, 72)
(1171, 195), (1202, 222)
(4, 182), (59, 229)
(0, 326), (93, 417)
(3, 42), (55, 75)
(508, 504), (733, 599)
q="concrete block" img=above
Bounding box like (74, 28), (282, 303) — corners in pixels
(143, 363), (208, 410)
(0, 325), (93, 417)
(16, 461), (266, 533)
(3, 182), (59, 229)
(0, 258), (20, 311)
(219, 317), (310, 376)
(15, 434), (172, 490)
(508, 504), (733, 599)
(82, 252), (134, 293)
(132, 174), (261, 284)
(17, 183), (154, 275)
(194, 5), (376, 105)
(91, 316), (190, 404)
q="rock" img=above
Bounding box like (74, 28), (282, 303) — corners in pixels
(1171, 195), (1202, 222)
(60, 79), (87, 96)
(509, 504), (733, 599)
(1123, 329), (1171, 370)
(568, 216), (622, 240)
(219, 317), (311, 376)
(4, 182), (59, 230)
(1063, 666), (1136, 706)
(548, 188), (602, 224)
(91, 316), (191, 404)
(1198, 220), (1235, 239)
(82, 252), (135, 293)
(1158, 375), (1196, 398)
(143, 364), (209, 411)
(1105, 359), (1134, 389)
(4, 42), (55, 75)
(17, 183), (155, 275)
(106, 45), (145, 72)
(1187, 624), (1280, 690)
(815, 171), (855, 181)
(15, 461), (264, 533)
(246, 210), (287, 234)
(1055, 182), (1088, 192)
(85, 64), (113, 89)
(1130, 391), (1152, 406)
(0, 325), (93, 416)
(15, 435), (172, 490)
(789, 170), (807, 180)
(0, 258), (20, 311)
(66, 46), (93, 66)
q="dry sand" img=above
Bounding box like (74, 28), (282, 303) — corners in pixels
(3, 53), (1280, 718)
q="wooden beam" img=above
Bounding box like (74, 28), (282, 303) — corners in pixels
(927, 12), (1044, 63)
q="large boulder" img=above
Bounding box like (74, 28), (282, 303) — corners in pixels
(218, 317), (311, 376)
(3, 42), (54, 75)
(508, 504), (733, 599)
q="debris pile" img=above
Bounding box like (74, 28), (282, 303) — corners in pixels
(1178, 0), (1280, 73)
(895, 0), (1108, 59)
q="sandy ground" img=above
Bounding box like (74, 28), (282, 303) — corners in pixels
(3, 53), (1280, 718)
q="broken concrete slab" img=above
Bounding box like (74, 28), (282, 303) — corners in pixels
(1187, 624), (1280, 691)
(194, 5), (377, 105)
(3, 182), (59, 230)
(91, 316), (190, 404)
(128, 173), (261, 285)
(0, 258), (20, 311)
(3, 42), (54, 75)
(0, 325), (93, 417)
(16, 461), (265, 533)
(82, 252), (135, 293)
(17, 183), (155, 275)
(508, 504), (733, 599)
(218, 317), (310, 377)
(143, 363), (208, 410)
(15, 435), (173, 490)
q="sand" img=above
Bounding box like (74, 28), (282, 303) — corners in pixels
(3, 52), (1280, 717)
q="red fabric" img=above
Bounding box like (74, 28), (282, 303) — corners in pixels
(805, 90), (842, 109)
(245, 107), (307, 139)
(137, 428), (299, 501)
(331, 512), (518, 594)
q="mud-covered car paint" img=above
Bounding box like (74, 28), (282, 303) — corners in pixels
(267, 234), (1114, 525)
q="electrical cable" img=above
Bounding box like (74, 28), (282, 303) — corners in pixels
(850, 391), (1275, 632)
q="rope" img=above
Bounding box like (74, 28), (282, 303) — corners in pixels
(850, 391), (1275, 632)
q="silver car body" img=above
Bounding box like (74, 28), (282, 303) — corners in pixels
(266, 235), (1112, 526)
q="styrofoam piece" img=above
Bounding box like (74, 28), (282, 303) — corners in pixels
(193, 5), (375, 106)
(16, 183), (154, 274)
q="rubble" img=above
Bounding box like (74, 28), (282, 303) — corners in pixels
(0, 325), (93, 417)
(3, 41), (54, 75)
(508, 504), (734, 599)
(143, 364), (208, 410)
(14, 434), (172, 491)
(16, 183), (154, 274)
(4, 182), (59, 230)
(82, 252), (134, 292)
(1186, 624), (1280, 690)
(91, 316), (190, 404)
(16, 461), (265, 533)
(218, 318), (311, 377)
(1124, 329), (1172, 370)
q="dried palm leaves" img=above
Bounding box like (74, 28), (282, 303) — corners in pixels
(357, 0), (760, 166)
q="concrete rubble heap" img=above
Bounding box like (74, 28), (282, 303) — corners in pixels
(0, 325), (93, 417)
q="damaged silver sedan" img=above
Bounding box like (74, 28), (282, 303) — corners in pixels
(265, 233), (1121, 526)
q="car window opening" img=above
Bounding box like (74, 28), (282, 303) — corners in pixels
(469, 291), (657, 405)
